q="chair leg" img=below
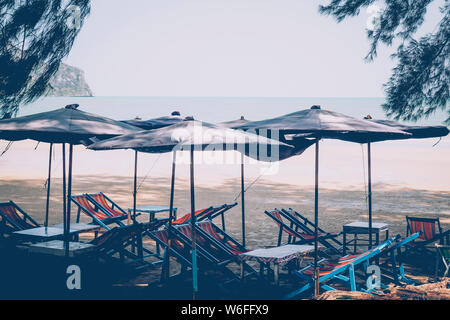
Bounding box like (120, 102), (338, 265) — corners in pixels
(349, 265), (356, 291)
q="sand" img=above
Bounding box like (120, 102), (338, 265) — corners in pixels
(0, 175), (449, 298)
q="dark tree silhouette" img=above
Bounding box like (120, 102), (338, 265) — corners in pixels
(320, 1), (450, 124)
(0, 0), (90, 119)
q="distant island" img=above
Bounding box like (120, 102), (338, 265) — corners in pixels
(46, 63), (94, 97)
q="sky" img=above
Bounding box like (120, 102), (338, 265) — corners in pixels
(65, 0), (445, 97)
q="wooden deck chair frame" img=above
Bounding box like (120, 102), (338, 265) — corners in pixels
(264, 209), (340, 253)
(197, 203), (238, 232)
(435, 244), (450, 278)
(0, 201), (40, 233)
(71, 195), (127, 230)
(282, 208), (343, 253)
(378, 232), (422, 286)
(285, 235), (400, 299)
(406, 216), (450, 252)
(174, 221), (256, 283)
(87, 221), (161, 269)
(85, 192), (133, 220)
(148, 227), (242, 287)
(172, 206), (215, 225)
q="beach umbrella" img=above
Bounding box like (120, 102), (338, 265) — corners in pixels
(360, 115), (449, 248)
(0, 104), (140, 255)
(88, 119), (291, 299)
(237, 105), (411, 296)
(218, 116), (315, 248)
(121, 111), (183, 130)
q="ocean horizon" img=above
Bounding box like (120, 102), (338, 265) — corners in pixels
(1, 96), (449, 192)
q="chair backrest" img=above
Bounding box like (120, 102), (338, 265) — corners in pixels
(86, 193), (126, 217)
(196, 220), (245, 255)
(0, 201), (39, 231)
(406, 216), (441, 241)
(201, 203), (237, 221)
(71, 195), (111, 220)
(265, 209), (302, 239)
(172, 207), (210, 225)
(90, 223), (141, 251)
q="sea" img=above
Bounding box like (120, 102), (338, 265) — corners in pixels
(1, 96), (449, 192)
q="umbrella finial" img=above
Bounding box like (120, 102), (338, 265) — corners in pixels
(65, 104), (79, 110)
(171, 111), (181, 116)
(311, 105), (321, 110)
(240, 116), (245, 120)
(364, 114), (373, 120)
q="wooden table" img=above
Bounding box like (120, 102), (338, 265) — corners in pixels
(343, 221), (389, 254)
(13, 224), (100, 242)
(239, 245), (315, 285)
(27, 240), (95, 257)
(128, 205), (176, 222)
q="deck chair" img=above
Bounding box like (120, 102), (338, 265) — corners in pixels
(285, 235), (400, 299)
(148, 227), (244, 285)
(87, 221), (163, 269)
(71, 194), (128, 230)
(378, 232), (422, 285)
(172, 203), (236, 227)
(435, 244), (450, 278)
(86, 193), (131, 220)
(264, 209), (341, 254)
(405, 216), (450, 252)
(173, 222), (256, 280)
(282, 208), (343, 253)
(198, 203), (238, 232)
(0, 201), (40, 235)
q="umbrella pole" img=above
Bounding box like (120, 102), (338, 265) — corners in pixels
(66, 143), (73, 257)
(163, 151), (177, 282)
(190, 146), (198, 300)
(368, 142), (373, 249)
(62, 144), (67, 253)
(314, 139), (319, 297)
(44, 143), (53, 228)
(241, 153), (246, 247)
(133, 150), (138, 223)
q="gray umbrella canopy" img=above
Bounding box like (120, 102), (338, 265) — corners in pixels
(238, 106), (411, 143)
(88, 119), (292, 160)
(218, 116), (251, 129)
(121, 112), (184, 131)
(0, 104), (140, 144)
(366, 118), (449, 139)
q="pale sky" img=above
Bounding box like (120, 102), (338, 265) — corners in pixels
(65, 0), (445, 97)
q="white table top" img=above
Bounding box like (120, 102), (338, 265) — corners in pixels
(344, 221), (388, 229)
(240, 245), (315, 264)
(128, 205), (176, 213)
(27, 240), (95, 257)
(13, 224), (100, 239)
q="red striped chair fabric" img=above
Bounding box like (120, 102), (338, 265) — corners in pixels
(72, 195), (110, 220)
(90, 193), (126, 218)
